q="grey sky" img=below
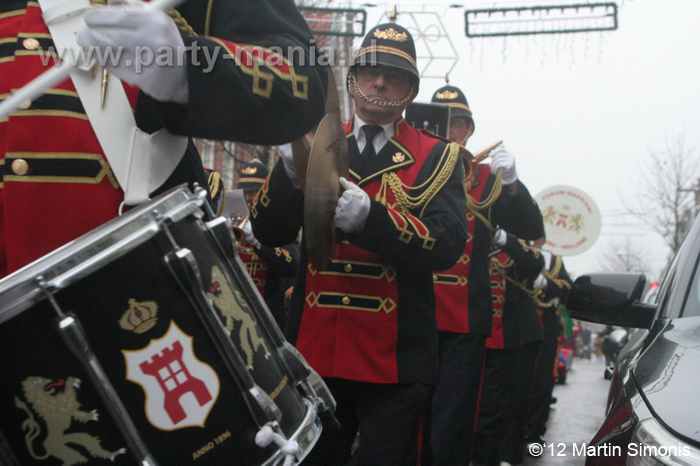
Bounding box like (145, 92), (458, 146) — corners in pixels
(349, 0), (700, 278)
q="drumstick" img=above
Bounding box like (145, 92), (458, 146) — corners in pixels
(0, 0), (185, 119)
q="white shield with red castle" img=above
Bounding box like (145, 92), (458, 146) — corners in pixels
(123, 321), (221, 431)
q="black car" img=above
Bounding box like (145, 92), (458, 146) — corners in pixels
(566, 214), (700, 466)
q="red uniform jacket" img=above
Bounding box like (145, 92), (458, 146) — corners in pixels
(252, 118), (468, 385)
(434, 162), (545, 335)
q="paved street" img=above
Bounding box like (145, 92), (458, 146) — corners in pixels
(523, 358), (611, 466)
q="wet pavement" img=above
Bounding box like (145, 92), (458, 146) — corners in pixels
(523, 357), (611, 466)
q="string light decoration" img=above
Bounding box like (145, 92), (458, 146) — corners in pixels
(464, 3), (617, 38)
(376, 8), (460, 79)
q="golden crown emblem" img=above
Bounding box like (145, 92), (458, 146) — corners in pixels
(435, 90), (459, 100)
(373, 27), (408, 42)
(119, 299), (159, 334)
(392, 152), (406, 163)
(241, 166), (258, 175)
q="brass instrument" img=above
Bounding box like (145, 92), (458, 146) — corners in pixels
(473, 140), (503, 163)
(231, 214), (249, 241)
(463, 141), (503, 191)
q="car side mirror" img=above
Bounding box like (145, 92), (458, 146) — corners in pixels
(567, 273), (657, 329)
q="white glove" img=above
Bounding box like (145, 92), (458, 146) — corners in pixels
(490, 147), (518, 185)
(534, 273), (547, 290)
(334, 177), (370, 233)
(493, 228), (507, 247)
(241, 220), (260, 248)
(78, 5), (189, 104)
(278, 144), (300, 189)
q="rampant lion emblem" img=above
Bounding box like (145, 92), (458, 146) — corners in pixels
(206, 265), (270, 369)
(14, 376), (126, 465)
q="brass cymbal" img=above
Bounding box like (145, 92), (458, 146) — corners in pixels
(292, 68), (343, 193)
(304, 112), (348, 271)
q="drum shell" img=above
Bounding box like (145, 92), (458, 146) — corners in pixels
(0, 188), (309, 465)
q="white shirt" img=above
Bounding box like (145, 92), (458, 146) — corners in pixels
(353, 115), (395, 156)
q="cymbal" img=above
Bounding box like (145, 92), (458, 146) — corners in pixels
(292, 68), (343, 193)
(304, 112), (348, 271)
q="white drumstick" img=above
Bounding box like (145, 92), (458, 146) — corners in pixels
(0, 0), (185, 119)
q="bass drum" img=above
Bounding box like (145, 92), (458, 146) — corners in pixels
(0, 185), (330, 465)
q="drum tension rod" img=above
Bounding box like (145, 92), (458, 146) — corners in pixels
(35, 276), (160, 466)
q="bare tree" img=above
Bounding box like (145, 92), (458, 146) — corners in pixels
(623, 133), (700, 253)
(598, 237), (652, 275)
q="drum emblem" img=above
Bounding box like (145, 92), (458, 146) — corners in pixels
(206, 265), (270, 369)
(123, 321), (220, 430)
(14, 376), (126, 465)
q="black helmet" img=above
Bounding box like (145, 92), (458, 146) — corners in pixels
(352, 23), (419, 86)
(431, 84), (473, 120)
(237, 160), (269, 191)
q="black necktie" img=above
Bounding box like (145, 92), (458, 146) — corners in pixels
(360, 125), (383, 158)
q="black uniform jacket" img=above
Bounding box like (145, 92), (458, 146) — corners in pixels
(464, 163), (545, 336)
(493, 232), (544, 348)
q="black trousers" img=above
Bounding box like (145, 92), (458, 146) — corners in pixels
(472, 348), (517, 466)
(421, 332), (486, 466)
(525, 335), (559, 440)
(302, 378), (431, 466)
(500, 341), (543, 464)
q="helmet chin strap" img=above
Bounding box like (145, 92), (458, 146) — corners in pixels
(348, 70), (414, 108)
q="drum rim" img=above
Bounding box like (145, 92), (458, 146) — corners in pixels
(261, 397), (323, 466)
(0, 185), (206, 324)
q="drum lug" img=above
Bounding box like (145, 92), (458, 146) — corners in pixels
(205, 216), (238, 260)
(54, 312), (159, 466)
(249, 386), (283, 424)
(163, 247), (284, 427)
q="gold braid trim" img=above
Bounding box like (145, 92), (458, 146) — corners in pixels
(534, 295), (559, 308)
(167, 9), (197, 36)
(376, 143), (459, 215)
(505, 275), (540, 298)
(468, 171), (503, 211)
(466, 171), (503, 234)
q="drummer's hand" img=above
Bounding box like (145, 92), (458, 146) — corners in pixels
(334, 177), (370, 233)
(490, 147), (518, 185)
(77, 5), (188, 104)
(241, 220), (260, 248)
(277, 144), (300, 189)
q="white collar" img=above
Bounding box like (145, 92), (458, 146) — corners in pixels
(353, 115), (395, 154)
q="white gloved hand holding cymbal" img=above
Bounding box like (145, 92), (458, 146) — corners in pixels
(334, 177), (371, 233)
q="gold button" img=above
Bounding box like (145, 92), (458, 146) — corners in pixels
(18, 99), (31, 110)
(22, 38), (40, 50)
(342, 296), (351, 305)
(344, 264), (353, 273)
(433, 274), (438, 281)
(11, 159), (29, 176)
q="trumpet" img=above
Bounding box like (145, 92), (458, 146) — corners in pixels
(230, 214), (249, 241)
(473, 140), (503, 163)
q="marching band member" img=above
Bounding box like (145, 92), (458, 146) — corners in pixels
(0, 0), (328, 277)
(525, 250), (572, 447)
(421, 83), (544, 466)
(251, 23), (468, 465)
(473, 229), (544, 466)
(237, 160), (299, 329)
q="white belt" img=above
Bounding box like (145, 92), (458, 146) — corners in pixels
(38, 0), (187, 206)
